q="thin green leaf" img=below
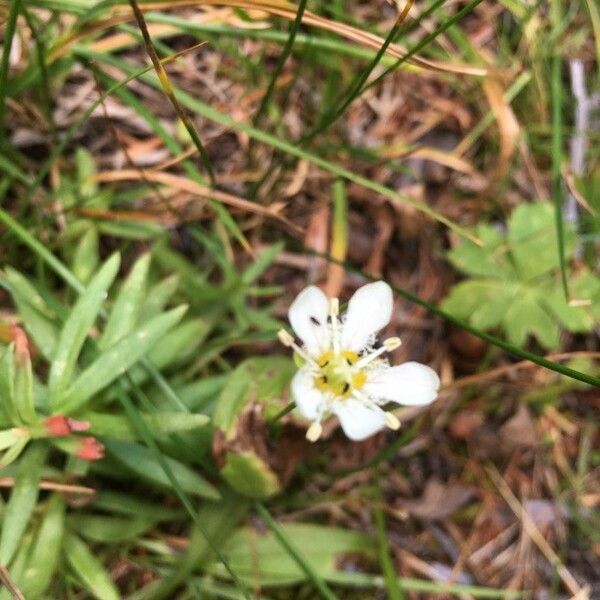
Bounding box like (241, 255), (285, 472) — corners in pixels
(13, 335), (35, 424)
(0, 345), (18, 424)
(63, 532), (120, 600)
(91, 490), (183, 522)
(84, 411), (209, 440)
(3, 268), (59, 361)
(241, 243), (284, 285)
(48, 253), (121, 409)
(59, 305), (187, 413)
(100, 252), (151, 349)
(138, 274), (180, 321)
(148, 318), (210, 369)
(72, 227), (100, 285)
(70, 514), (155, 544)
(20, 494), (65, 599)
(0, 0), (20, 130)
(252, 0), (308, 126)
(105, 439), (220, 500)
(0, 443), (47, 566)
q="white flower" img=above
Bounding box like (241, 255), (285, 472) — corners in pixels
(279, 281), (440, 442)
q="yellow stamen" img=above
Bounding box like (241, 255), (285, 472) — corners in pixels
(278, 329), (294, 346)
(383, 337), (402, 351)
(385, 412), (401, 430)
(306, 422), (323, 442)
(351, 372), (367, 389)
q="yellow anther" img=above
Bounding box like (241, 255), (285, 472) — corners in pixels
(278, 329), (294, 347)
(385, 412), (401, 430)
(383, 337), (402, 351)
(306, 422), (323, 442)
(351, 371), (367, 390)
(329, 298), (339, 317)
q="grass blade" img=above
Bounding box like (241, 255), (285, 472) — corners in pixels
(0, 0), (20, 134)
(78, 48), (479, 243)
(551, 0), (569, 301)
(254, 502), (339, 600)
(373, 498), (404, 600)
(253, 0), (309, 127)
(306, 0), (413, 140)
(363, 0), (486, 94)
(126, 0), (215, 186)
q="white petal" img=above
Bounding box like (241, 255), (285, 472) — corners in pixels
(331, 398), (386, 441)
(363, 362), (440, 406)
(291, 366), (324, 421)
(288, 285), (331, 356)
(341, 281), (393, 351)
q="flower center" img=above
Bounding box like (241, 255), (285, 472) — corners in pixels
(314, 350), (367, 398)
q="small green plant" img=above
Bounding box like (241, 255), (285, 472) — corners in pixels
(442, 203), (600, 349)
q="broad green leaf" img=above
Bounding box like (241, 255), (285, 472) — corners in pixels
(64, 532), (120, 600)
(221, 452), (280, 499)
(504, 290), (560, 349)
(70, 514), (155, 543)
(441, 279), (503, 321)
(20, 494), (65, 599)
(105, 439), (220, 500)
(72, 227), (100, 284)
(85, 410), (209, 440)
(59, 305), (187, 413)
(470, 283), (519, 329)
(138, 273), (180, 321)
(443, 204), (597, 350)
(48, 253), (121, 409)
(100, 253), (150, 349)
(508, 203), (575, 281)
(4, 268), (58, 360)
(571, 272), (600, 320)
(542, 276), (597, 332)
(208, 524), (375, 586)
(447, 225), (514, 279)
(0, 442), (47, 565)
